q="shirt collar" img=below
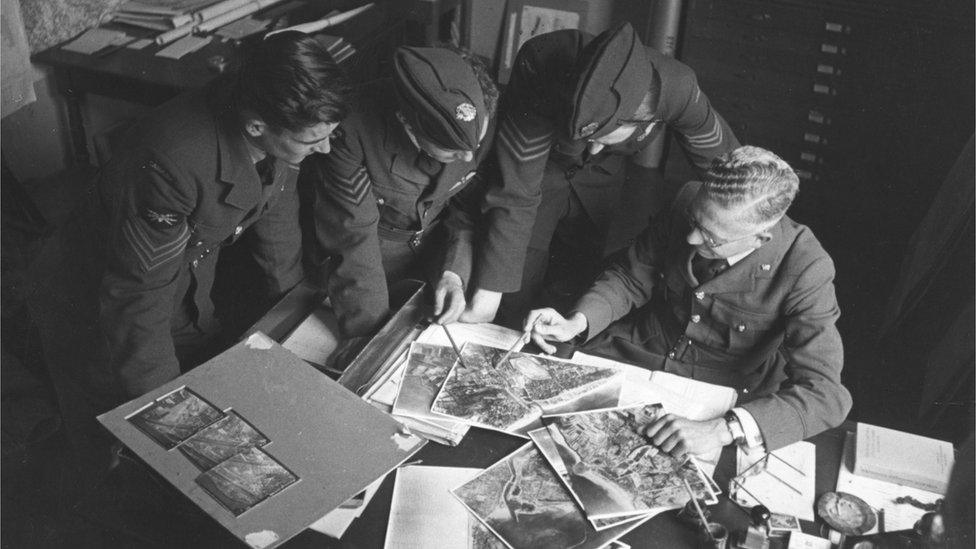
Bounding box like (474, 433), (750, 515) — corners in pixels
(726, 248), (754, 266)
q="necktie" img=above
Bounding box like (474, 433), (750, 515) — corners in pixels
(692, 254), (728, 285)
(255, 156), (276, 186)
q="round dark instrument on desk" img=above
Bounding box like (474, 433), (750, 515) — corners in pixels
(817, 491), (877, 535)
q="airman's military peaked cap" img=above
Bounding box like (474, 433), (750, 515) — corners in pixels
(569, 22), (654, 141)
(393, 47), (485, 151)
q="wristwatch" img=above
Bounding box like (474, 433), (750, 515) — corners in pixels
(724, 410), (747, 446)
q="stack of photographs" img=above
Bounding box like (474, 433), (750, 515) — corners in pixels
(126, 387), (298, 516)
(448, 404), (719, 549)
(451, 443), (651, 549)
(530, 404), (717, 523)
(428, 342), (624, 437)
(390, 343), (471, 445)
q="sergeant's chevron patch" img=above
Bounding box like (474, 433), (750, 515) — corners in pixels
(122, 216), (190, 273)
(497, 116), (552, 163)
(329, 166), (371, 205)
(683, 118), (724, 149)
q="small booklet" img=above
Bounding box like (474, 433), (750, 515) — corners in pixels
(854, 422), (954, 494)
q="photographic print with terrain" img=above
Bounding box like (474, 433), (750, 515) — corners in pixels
(178, 411), (270, 470)
(452, 443), (650, 549)
(536, 404), (716, 519)
(127, 387), (225, 449)
(430, 344), (541, 434)
(393, 343), (462, 421)
(495, 351), (622, 413)
(196, 446), (298, 516)
(430, 343), (623, 434)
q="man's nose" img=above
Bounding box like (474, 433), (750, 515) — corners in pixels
(313, 139), (331, 155)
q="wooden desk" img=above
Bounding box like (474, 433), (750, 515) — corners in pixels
(31, 1), (405, 166)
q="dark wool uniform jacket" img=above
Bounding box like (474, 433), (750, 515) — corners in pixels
(576, 182), (852, 450)
(98, 89), (304, 398)
(304, 83), (494, 337)
(475, 29), (739, 293)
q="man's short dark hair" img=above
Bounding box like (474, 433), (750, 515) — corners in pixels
(224, 33), (351, 132)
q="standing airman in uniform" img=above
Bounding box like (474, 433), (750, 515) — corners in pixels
(450, 22), (739, 327)
(526, 146), (852, 454)
(304, 46), (498, 339)
(97, 33), (350, 398)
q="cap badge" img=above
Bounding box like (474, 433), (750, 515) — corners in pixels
(455, 103), (476, 122)
(579, 122), (599, 138)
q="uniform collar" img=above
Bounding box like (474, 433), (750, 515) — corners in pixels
(215, 109), (263, 209)
(678, 219), (790, 293)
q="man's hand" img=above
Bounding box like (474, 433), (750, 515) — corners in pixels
(432, 271), (465, 325)
(525, 308), (587, 354)
(458, 288), (502, 323)
(642, 415), (732, 458)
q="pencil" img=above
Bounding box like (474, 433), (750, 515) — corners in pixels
(496, 317), (540, 368)
(683, 478), (713, 541)
(766, 470), (802, 496)
(768, 451), (806, 477)
(441, 324), (468, 368)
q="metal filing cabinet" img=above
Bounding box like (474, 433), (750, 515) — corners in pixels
(664, 0), (974, 230)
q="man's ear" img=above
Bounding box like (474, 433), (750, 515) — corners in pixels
(243, 116), (267, 138)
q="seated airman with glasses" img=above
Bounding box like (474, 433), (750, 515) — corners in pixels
(524, 146), (852, 457)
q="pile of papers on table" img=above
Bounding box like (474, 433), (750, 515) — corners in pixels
(373, 323), (731, 548)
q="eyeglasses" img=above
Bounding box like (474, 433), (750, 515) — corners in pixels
(684, 208), (759, 249)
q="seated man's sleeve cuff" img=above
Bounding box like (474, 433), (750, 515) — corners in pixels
(731, 407), (766, 451)
(572, 296), (614, 341)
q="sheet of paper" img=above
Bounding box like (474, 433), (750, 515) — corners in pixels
(648, 370), (737, 420)
(384, 466), (483, 549)
(280, 307), (339, 367)
(367, 354), (408, 407)
(733, 441), (816, 521)
(155, 34), (212, 59)
(308, 473), (386, 538)
(570, 352), (729, 421)
(416, 322), (523, 350)
(836, 432), (941, 533)
(62, 28), (130, 54)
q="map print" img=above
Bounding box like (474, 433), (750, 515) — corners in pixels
(535, 404), (716, 519)
(453, 443), (649, 549)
